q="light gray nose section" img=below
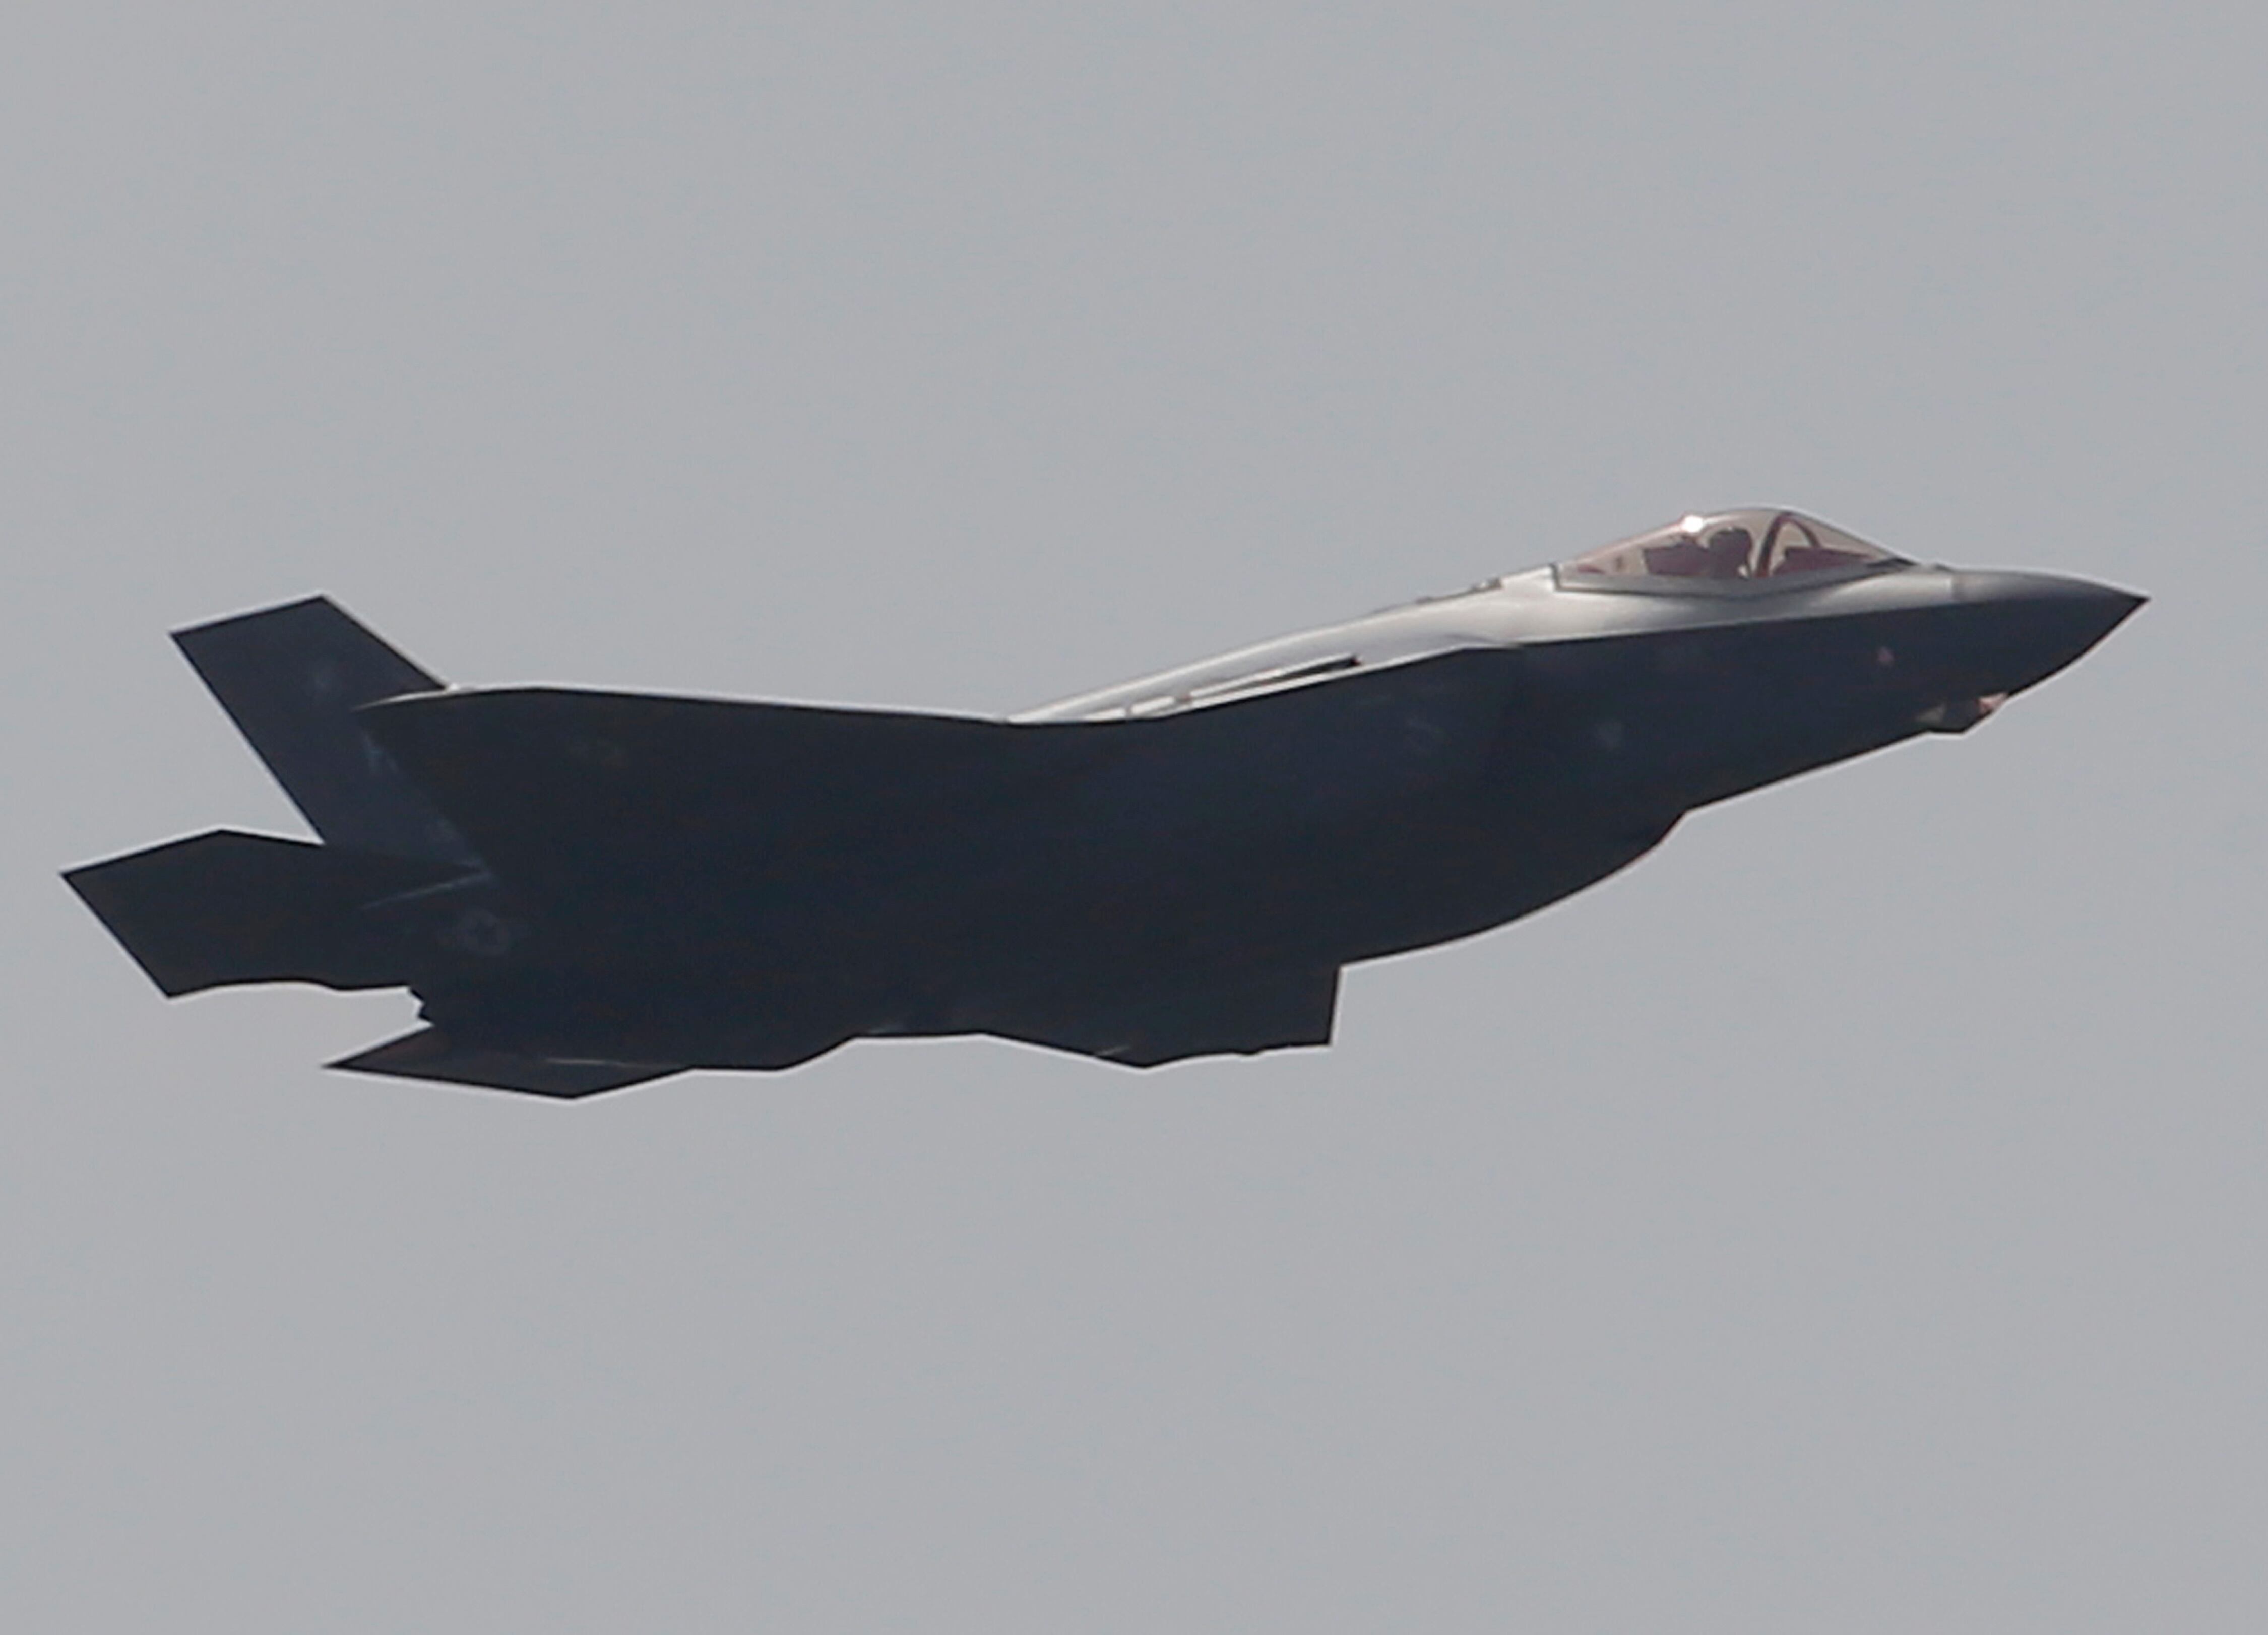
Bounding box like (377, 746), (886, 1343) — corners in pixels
(1949, 571), (2146, 693)
(1955, 569), (2146, 616)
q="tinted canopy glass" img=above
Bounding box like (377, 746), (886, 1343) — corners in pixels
(1561, 509), (1906, 589)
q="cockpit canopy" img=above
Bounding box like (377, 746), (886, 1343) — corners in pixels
(1559, 509), (1908, 593)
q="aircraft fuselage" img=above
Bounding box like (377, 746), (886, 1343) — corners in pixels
(65, 509), (2143, 1091)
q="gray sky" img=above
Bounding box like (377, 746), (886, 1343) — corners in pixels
(5, 3), (2262, 1629)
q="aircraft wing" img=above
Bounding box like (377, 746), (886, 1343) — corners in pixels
(329, 1027), (681, 1098)
(357, 686), (1119, 911)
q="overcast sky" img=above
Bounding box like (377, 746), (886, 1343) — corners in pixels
(5, 3), (2263, 1629)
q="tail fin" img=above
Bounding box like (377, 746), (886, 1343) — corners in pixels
(63, 829), (465, 996)
(172, 597), (479, 864)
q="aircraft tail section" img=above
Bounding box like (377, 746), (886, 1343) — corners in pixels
(172, 597), (479, 864)
(62, 829), (466, 997)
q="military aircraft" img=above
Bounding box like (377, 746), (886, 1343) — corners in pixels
(66, 508), (2140, 1095)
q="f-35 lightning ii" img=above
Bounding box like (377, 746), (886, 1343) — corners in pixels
(66, 509), (2141, 1095)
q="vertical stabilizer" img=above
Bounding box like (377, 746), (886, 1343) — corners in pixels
(172, 597), (480, 864)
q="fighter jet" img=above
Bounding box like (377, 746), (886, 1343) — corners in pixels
(65, 508), (2140, 1095)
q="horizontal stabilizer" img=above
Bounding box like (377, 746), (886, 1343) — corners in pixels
(329, 1028), (680, 1098)
(64, 830), (467, 996)
(173, 597), (478, 864)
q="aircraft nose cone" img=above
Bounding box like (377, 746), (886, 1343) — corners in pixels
(1950, 570), (2146, 694)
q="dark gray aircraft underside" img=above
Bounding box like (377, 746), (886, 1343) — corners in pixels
(66, 509), (2141, 1095)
